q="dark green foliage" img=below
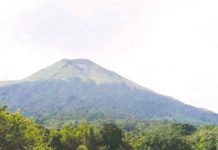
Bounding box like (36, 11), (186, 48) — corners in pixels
(49, 130), (63, 150)
(172, 123), (197, 135)
(100, 123), (123, 150)
(138, 125), (192, 150)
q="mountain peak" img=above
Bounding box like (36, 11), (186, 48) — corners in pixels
(59, 59), (96, 66)
(23, 59), (139, 88)
(55, 59), (97, 70)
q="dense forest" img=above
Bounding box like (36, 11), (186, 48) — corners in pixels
(1, 105), (218, 150)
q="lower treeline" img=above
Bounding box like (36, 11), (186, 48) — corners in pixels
(1, 105), (218, 150)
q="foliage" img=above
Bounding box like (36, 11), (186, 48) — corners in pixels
(59, 121), (99, 150)
(188, 125), (218, 150)
(0, 105), (52, 150)
(2, 104), (218, 150)
(100, 123), (123, 150)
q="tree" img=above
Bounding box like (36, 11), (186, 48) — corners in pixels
(188, 125), (218, 150)
(0, 105), (52, 150)
(125, 123), (192, 150)
(49, 129), (63, 150)
(60, 121), (99, 150)
(100, 123), (123, 150)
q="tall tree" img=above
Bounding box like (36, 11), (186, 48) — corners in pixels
(101, 123), (123, 150)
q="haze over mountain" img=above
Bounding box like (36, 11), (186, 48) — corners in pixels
(0, 59), (218, 125)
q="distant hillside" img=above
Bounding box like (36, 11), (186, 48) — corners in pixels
(0, 59), (218, 124)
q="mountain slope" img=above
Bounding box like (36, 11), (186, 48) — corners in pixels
(0, 59), (218, 124)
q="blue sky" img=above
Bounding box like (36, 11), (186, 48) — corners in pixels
(0, 0), (218, 112)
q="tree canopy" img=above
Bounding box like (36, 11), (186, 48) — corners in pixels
(1, 105), (218, 150)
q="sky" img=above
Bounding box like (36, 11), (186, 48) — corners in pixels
(0, 0), (218, 112)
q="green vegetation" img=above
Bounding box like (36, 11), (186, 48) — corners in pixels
(1, 105), (218, 150)
(0, 105), (51, 150)
(0, 105), (130, 150)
